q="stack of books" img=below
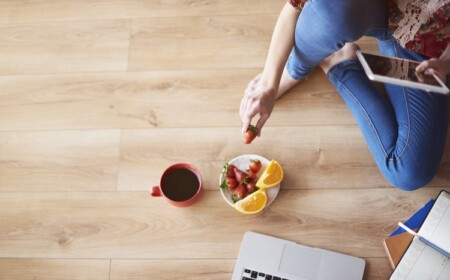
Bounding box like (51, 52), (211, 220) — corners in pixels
(383, 190), (450, 280)
(383, 199), (434, 269)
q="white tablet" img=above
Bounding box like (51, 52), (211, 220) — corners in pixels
(356, 50), (449, 94)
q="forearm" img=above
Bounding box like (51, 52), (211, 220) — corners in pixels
(260, 2), (300, 94)
(439, 44), (450, 76)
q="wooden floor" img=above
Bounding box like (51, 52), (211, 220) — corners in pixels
(0, 1), (449, 279)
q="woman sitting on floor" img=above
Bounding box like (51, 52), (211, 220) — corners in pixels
(239, 0), (450, 190)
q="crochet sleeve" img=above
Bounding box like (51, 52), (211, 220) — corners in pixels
(289, 0), (308, 10)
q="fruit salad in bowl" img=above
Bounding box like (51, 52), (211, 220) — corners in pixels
(219, 154), (283, 214)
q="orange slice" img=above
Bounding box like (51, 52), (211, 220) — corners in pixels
(256, 160), (283, 189)
(234, 189), (267, 214)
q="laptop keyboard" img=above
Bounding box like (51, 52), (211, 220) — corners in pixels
(241, 268), (289, 280)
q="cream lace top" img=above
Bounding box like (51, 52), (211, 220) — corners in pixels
(388, 0), (450, 58)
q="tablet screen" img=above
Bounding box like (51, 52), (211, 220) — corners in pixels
(362, 53), (442, 87)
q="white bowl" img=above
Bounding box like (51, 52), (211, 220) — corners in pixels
(219, 154), (280, 208)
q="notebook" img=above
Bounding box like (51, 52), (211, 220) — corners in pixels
(232, 231), (365, 280)
(390, 190), (450, 280)
(383, 231), (415, 269)
(383, 199), (434, 268)
(389, 199), (435, 237)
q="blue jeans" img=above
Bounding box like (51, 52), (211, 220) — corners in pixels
(286, 0), (449, 190)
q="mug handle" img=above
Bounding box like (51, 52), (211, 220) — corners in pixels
(150, 186), (162, 197)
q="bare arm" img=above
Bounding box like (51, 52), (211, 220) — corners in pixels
(261, 2), (301, 95)
(239, 2), (300, 134)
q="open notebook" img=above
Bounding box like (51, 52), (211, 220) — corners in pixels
(390, 191), (450, 280)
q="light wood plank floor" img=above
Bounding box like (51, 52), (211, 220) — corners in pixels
(1, 1), (449, 279)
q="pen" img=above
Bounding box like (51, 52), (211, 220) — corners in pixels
(398, 222), (450, 258)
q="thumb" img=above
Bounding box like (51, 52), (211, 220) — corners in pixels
(416, 60), (429, 72)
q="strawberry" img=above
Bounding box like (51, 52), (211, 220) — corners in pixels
(225, 177), (238, 190)
(222, 163), (236, 178)
(248, 159), (262, 173)
(220, 177), (238, 191)
(233, 167), (248, 183)
(244, 125), (258, 144)
(246, 169), (257, 180)
(233, 184), (248, 201)
(246, 180), (256, 193)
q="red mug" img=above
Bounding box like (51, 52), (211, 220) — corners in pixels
(150, 163), (203, 207)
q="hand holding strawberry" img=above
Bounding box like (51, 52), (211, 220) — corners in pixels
(239, 73), (277, 140)
(243, 125), (258, 144)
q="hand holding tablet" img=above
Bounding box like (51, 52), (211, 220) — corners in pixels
(356, 50), (449, 95)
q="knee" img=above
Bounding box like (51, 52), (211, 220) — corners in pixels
(383, 164), (438, 191)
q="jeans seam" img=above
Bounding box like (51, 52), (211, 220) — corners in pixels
(328, 71), (389, 158)
(391, 44), (411, 161)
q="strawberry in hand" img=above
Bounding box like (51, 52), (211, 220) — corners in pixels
(244, 125), (258, 144)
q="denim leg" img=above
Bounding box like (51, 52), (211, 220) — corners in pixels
(327, 32), (449, 190)
(376, 32), (449, 189)
(286, 0), (387, 80)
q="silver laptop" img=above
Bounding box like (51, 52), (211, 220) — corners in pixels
(232, 231), (365, 280)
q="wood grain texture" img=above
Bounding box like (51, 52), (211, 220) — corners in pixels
(118, 126), (450, 191)
(357, 36), (380, 53)
(110, 259), (235, 280)
(118, 126), (382, 191)
(0, 130), (120, 191)
(0, 259), (110, 280)
(0, 69), (353, 131)
(0, 188), (448, 261)
(128, 17), (379, 72)
(0, 20), (131, 75)
(0, 0), (285, 24)
(110, 258), (392, 280)
(1, 1), (449, 279)
(129, 15), (277, 70)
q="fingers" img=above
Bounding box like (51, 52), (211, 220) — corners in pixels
(241, 74), (262, 132)
(415, 70), (426, 83)
(240, 73), (274, 135)
(255, 113), (270, 136)
(415, 58), (446, 82)
(240, 104), (258, 133)
(416, 59), (441, 74)
(240, 98), (251, 133)
(416, 60), (431, 73)
(240, 95), (255, 133)
(240, 100), (270, 136)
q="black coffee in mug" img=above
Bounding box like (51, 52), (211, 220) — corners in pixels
(161, 168), (200, 202)
(151, 163), (203, 207)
